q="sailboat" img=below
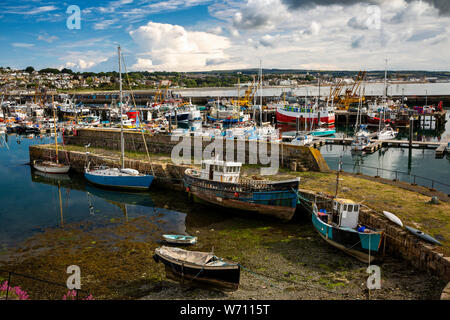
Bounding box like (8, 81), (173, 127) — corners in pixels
(84, 46), (154, 191)
(376, 60), (398, 141)
(33, 105), (70, 174)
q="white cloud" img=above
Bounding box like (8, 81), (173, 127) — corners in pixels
(37, 34), (58, 43)
(61, 51), (111, 70)
(207, 0), (450, 70)
(232, 0), (290, 31)
(93, 19), (119, 30)
(12, 43), (34, 48)
(5, 5), (58, 15)
(129, 22), (232, 71)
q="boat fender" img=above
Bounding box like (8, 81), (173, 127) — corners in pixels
(234, 192), (239, 198)
(186, 187), (190, 192)
(153, 254), (159, 263)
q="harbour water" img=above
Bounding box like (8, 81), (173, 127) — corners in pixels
(0, 134), (188, 250)
(319, 109), (450, 194)
(0, 108), (448, 249)
(174, 82), (450, 98)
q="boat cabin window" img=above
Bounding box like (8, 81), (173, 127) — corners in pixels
(202, 163), (206, 169)
(347, 204), (353, 212)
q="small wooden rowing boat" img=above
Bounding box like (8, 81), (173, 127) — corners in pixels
(162, 234), (197, 245)
(405, 226), (442, 246)
(383, 211), (403, 228)
(153, 246), (240, 290)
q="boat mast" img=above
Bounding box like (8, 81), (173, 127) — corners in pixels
(380, 59), (387, 131)
(119, 45), (124, 169)
(334, 156), (342, 199)
(259, 59), (263, 126)
(53, 104), (58, 163)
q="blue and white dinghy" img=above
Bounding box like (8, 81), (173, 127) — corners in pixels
(162, 234), (198, 245)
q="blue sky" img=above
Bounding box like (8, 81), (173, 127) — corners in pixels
(1, 0), (450, 72)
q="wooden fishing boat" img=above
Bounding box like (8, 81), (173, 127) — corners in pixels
(162, 234), (197, 245)
(153, 246), (240, 290)
(183, 159), (300, 221)
(405, 226), (442, 246)
(312, 198), (383, 263)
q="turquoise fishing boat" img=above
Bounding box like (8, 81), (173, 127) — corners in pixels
(311, 198), (383, 263)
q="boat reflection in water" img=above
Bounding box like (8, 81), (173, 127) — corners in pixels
(29, 171), (187, 237)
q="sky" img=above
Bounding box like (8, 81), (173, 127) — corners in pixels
(0, 0), (449, 72)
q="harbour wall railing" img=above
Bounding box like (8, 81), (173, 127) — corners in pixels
(338, 162), (450, 196)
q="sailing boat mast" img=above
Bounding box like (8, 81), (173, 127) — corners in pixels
(380, 59), (387, 132)
(119, 45), (125, 169)
(259, 59), (263, 126)
(53, 105), (58, 163)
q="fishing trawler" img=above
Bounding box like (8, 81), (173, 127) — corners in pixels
(311, 199), (383, 263)
(276, 103), (335, 125)
(183, 159), (300, 221)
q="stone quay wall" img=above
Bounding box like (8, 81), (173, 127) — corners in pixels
(63, 128), (329, 172)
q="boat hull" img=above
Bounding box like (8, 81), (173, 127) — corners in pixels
(312, 212), (383, 263)
(309, 129), (336, 137)
(276, 108), (335, 125)
(162, 235), (197, 245)
(184, 174), (299, 221)
(84, 171), (154, 190)
(33, 162), (70, 174)
(153, 252), (240, 290)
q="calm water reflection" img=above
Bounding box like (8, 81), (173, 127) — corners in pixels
(0, 134), (188, 249)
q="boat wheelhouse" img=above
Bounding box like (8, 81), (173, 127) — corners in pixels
(312, 198), (383, 263)
(183, 159), (300, 221)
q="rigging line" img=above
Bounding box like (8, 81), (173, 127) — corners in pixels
(121, 53), (155, 177)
